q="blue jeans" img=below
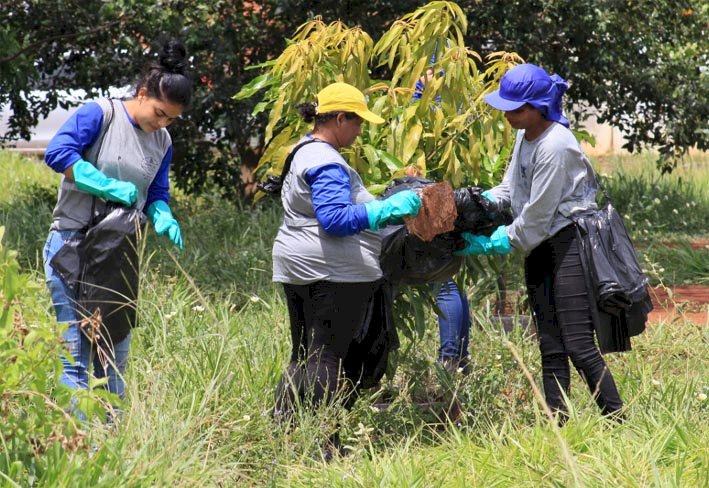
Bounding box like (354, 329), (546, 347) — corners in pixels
(435, 279), (471, 361)
(43, 229), (131, 398)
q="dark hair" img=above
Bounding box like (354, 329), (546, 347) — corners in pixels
(135, 39), (193, 107)
(297, 102), (358, 126)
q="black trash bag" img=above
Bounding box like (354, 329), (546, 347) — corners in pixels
(574, 203), (652, 353)
(379, 224), (464, 285)
(453, 186), (513, 236)
(50, 205), (145, 347)
(378, 177), (511, 285)
(344, 281), (399, 390)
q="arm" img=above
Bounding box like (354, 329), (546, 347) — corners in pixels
(145, 146), (172, 209)
(45, 102), (103, 174)
(145, 146), (183, 249)
(45, 102), (137, 206)
(306, 164), (370, 237)
(307, 164), (421, 235)
(506, 146), (570, 253)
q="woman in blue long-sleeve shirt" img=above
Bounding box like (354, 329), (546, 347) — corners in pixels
(272, 82), (422, 420)
(43, 40), (192, 407)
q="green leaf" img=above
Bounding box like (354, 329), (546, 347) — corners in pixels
(378, 151), (403, 172)
(401, 122), (423, 164)
(233, 73), (275, 100)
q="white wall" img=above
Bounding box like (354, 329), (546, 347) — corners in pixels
(578, 112), (630, 156)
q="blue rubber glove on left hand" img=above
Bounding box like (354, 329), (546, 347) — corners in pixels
(147, 200), (183, 249)
(455, 225), (511, 256)
(481, 190), (496, 203)
(364, 190), (422, 231)
(488, 225), (511, 254)
(454, 233), (491, 255)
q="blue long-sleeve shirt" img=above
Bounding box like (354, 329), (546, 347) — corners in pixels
(305, 163), (370, 237)
(44, 101), (172, 209)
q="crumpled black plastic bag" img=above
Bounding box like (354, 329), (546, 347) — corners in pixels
(575, 204), (651, 315)
(574, 203), (652, 353)
(378, 177), (512, 285)
(453, 186), (513, 236)
(50, 205), (145, 346)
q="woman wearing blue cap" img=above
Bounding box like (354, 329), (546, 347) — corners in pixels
(457, 64), (623, 421)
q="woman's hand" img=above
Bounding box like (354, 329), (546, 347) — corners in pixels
(455, 225), (511, 256)
(364, 190), (422, 231)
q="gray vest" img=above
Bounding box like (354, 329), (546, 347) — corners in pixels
(50, 98), (172, 230)
(272, 138), (383, 284)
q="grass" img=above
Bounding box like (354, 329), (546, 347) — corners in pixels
(594, 152), (709, 286)
(1, 150), (708, 486)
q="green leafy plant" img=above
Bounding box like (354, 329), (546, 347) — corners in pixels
(235, 2), (520, 191)
(0, 226), (109, 484)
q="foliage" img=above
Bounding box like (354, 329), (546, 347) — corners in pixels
(463, 0), (709, 172)
(0, 226), (110, 484)
(236, 2), (518, 192)
(599, 154), (709, 237)
(2, 1), (706, 199)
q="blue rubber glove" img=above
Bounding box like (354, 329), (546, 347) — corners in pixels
(481, 190), (496, 203)
(454, 232), (493, 255)
(455, 226), (511, 256)
(364, 190), (422, 231)
(489, 225), (511, 254)
(147, 200), (183, 249)
(72, 159), (137, 206)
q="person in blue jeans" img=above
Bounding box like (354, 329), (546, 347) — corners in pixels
(413, 54), (472, 374)
(43, 40), (191, 409)
(434, 280), (471, 372)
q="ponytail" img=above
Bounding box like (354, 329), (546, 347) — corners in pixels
(136, 39), (193, 107)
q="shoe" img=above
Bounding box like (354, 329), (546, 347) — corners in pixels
(322, 432), (347, 462)
(438, 356), (471, 376)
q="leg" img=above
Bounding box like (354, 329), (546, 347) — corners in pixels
(275, 284), (309, 415)
(93, 332), (131, 399)
(552, 230), (623, 415)
(525, 242), (571, 416)
(43, 230), (91, 392)
(436, 280), (470, 363)
(302, 281), (377, 409)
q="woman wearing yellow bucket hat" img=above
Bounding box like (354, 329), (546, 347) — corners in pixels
(272, 82), (421, 427)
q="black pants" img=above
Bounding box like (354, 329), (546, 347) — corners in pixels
(275, 281), (378, 415)
(525, 225), (623, 416)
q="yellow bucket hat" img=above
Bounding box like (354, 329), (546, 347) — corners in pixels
(316, 82), (385, 124)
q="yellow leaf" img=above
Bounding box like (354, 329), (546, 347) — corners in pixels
(264, 96), (285, 144)
(401, 122), (423, 164)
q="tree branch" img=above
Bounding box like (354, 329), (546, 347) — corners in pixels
(0, 18), (124, 64)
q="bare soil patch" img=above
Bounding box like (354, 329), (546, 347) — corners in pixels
(659, 238), (709, 251)
(648, 285), (709, 324)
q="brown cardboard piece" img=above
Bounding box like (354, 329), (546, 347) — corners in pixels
(404, 182), (457, 242)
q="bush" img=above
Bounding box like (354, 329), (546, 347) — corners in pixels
(0, 226), (109, 484)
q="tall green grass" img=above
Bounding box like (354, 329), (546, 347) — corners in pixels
(597, 152), (709, 237)
(596, 153), (709, 285)
(1, 150), (708, 486)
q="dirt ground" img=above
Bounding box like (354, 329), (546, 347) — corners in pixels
(648, 284), (709, 324)
(661, 238), (709, 251)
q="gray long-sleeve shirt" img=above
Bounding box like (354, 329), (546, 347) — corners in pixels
(487, 122), (597, 255)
